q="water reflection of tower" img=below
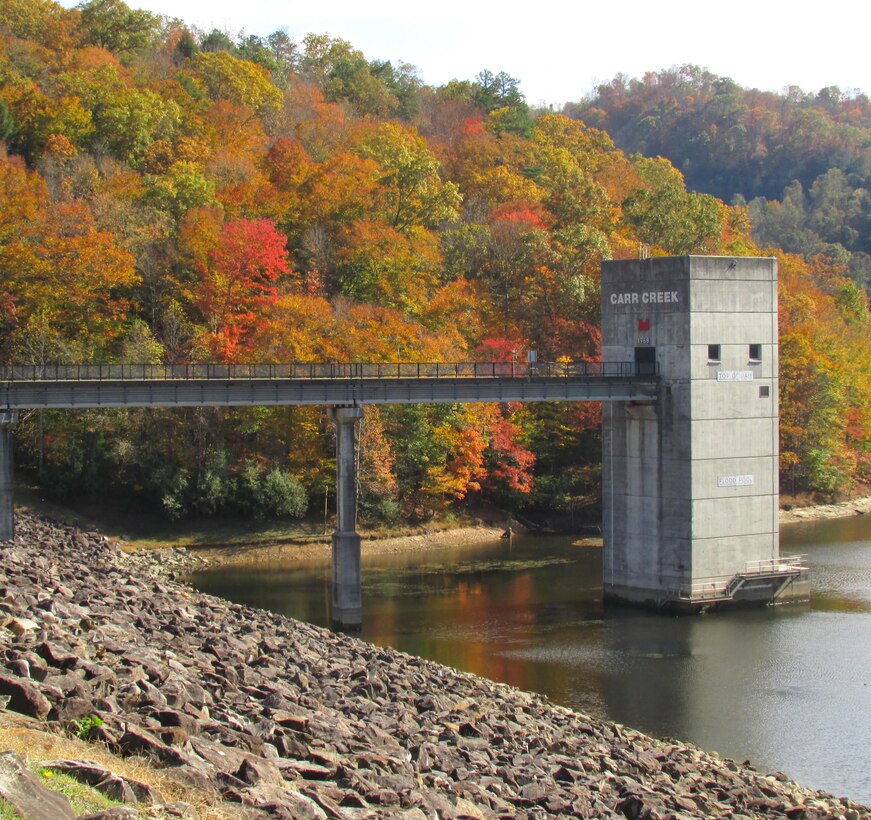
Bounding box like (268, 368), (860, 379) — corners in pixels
(598, 609), (778, 771)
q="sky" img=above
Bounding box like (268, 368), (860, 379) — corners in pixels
(66, 0), (871, 107)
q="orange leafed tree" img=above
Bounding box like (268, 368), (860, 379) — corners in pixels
(0, 154), (138, 360)
(777, 251), (871, 495)
(249, 294), (339, 362)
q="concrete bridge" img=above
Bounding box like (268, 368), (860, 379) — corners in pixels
(0, 359), (657, 626)
(0, 360), (657, 408)
(0, 256), (808, 627)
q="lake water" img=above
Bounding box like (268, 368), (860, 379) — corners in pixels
(190, 514), (871, 805)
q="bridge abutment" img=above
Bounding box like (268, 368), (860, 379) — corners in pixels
(328, 406), (364, 630)
(0, 411), (15, 542)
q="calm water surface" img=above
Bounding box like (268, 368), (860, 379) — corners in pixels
(191, 514), (871, 804)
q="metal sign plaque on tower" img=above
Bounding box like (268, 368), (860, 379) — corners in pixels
(601, 255), (808, 610)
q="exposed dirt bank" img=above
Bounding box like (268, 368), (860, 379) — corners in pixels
(184, 526), (508, 571)
(779, 496), (871, 524)
(15, 488), (871, 579)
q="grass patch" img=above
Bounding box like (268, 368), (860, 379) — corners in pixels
(0, 800), (23, 819)
(35, 769), (118, 814)
(0, 713), (237, 818)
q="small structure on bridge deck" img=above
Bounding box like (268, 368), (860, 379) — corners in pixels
(601, 255), (808, 610)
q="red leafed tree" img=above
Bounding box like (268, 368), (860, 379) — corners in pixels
(488, 201), (549, 232)
(197, 218), (291, 360)
(460, 115), (486, 139)
(543, 319), (602, 361)
(484, 414), (535, 494)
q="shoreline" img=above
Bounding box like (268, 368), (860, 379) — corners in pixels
(13, 492), (871, 579)
(182, 525), (508, 571)
(779, 495), (871, 524)
(130, 495), (871, 576)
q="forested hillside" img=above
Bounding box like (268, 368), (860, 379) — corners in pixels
(1, 3), (868, 522)
(570, 66), (871, 293)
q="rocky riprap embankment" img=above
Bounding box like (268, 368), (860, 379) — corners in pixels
(0, 512), (867, 819)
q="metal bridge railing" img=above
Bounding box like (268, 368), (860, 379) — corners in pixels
(0, 361), (655, 382)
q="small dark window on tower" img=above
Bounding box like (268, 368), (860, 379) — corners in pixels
(635, 346), (656, 376)
(749, 343), (762, 362)
(759, 385), (770, 398)
(707, 344), (721, 362)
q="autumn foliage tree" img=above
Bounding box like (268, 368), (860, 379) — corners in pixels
(0, 153), (138, 359)
(573, 68), (871, 294)
(194, 218), (292, 360)
(777, 252), (871, 495)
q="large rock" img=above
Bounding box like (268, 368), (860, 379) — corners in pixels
(43, 759), (165, 805)
(0, 672), (51, 719)
(0, 750), (76, 820)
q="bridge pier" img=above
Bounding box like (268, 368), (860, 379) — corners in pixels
(328, 406), (364, 631)
(0, 412), (15, 541)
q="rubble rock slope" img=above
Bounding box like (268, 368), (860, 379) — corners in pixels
(1, 512), (867, 819)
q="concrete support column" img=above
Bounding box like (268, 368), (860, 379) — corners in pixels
(0, 412), (16, 542)
(327, 405), (364, 630)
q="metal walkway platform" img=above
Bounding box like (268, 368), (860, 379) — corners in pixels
(677, 556), (809, 609)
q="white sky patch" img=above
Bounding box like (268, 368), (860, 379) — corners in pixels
(59, 0), (870, 106)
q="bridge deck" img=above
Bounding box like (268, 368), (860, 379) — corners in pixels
(1, 362), (659, 409)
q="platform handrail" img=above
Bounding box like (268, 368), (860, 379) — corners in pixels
(741, 556), (806, 574)
(673, 554), (808, 601)
(0, 360), (658, 383)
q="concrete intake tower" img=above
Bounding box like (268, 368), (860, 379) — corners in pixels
(601, 256), (808, 610)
